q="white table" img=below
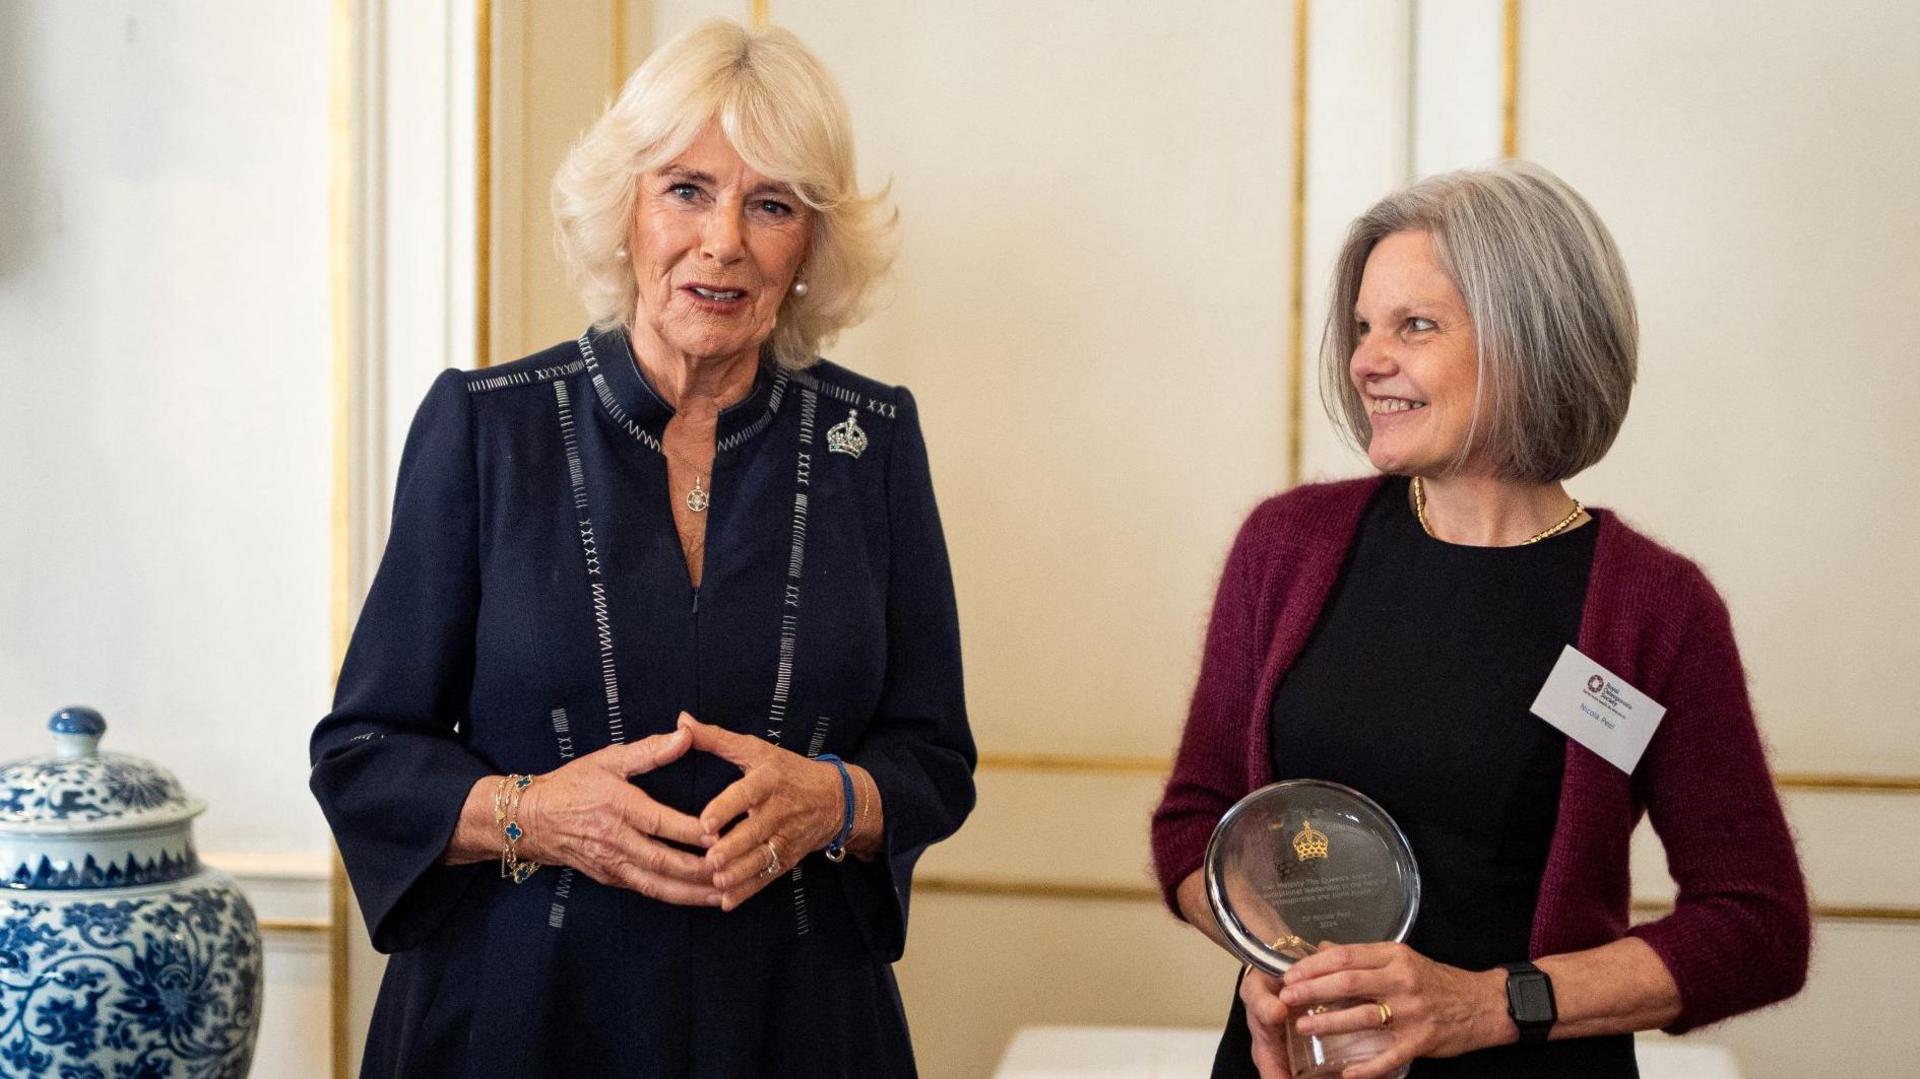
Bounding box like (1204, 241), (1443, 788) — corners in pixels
(992, 1026), (1744, 1079)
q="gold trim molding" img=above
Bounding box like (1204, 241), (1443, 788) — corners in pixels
(1285, 0), (1309, 488)
(920, 875), (1160, 904)
(977, 752), (1920, 794)
(260, 917), (335, 936)
(1500, 0), (1520, 157)
(1774, 772), (1920, 793)
(1631, 899), (1920, 924)
(919, 875), (1920, 924)
(475, 0), (494, 368)
(977, 752), (1169, 775)
(327, 0), (357, 1075)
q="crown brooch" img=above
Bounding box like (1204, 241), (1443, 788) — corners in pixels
(826, 408), (868, 459)
(1292, 819), (1330, 861)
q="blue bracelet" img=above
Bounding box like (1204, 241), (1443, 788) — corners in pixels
(816, 754), (855, 863)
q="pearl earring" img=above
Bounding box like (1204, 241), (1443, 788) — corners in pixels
(791, 278), (809, 297)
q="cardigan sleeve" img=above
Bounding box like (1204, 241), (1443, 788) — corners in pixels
(842, 386), (977, 962)
(1149, 499), (1276, 917)
(309, 369), (497, 953)
(1625, 570), (1811, 1032)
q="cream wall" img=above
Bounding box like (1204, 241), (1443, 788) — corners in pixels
(1518, 3), (1920, 1073)
(0, 3), (339, 1077)
(643, 4), (1920, 1078)
(6, 2), (1916, 1077)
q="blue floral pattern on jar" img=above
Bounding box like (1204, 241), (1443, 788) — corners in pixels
(0, 756), (192, 827)
(0, 886), (260, 1078)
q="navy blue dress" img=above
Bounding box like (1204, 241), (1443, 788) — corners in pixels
(310, 327), (976, 1078)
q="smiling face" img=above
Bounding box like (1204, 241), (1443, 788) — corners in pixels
(627, 122), (813, 368)
(1349, 229), (1484, 477)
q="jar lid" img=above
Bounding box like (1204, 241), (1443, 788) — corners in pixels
(0, 707), (205, 835)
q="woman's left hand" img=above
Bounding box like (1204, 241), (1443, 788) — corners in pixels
(1280, 942), (1507, 1078)
(681, 713), (850, 911)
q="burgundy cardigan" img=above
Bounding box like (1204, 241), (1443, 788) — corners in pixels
(1150, 476), (1810, 1032)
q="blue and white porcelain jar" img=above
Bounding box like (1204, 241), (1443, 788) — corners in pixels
(0, 707), (261, 1078)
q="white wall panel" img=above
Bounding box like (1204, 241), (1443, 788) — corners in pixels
(0, 4), (365, 1074)
(87, 1), (1902, 1075)
(1410, 0), (1504, 175)
(1519, 0), (1920, 776)
(1300, 0), (1416, 482)
(0, 2), (333, 857)
(1520, 7), (1920, 1074)
(205, 853), (335, 1079)
(898, 892), (1242, 1079)
(771, 0), (1296, 760)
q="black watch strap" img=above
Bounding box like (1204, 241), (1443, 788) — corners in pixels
(1502, 961), (1557, 1044)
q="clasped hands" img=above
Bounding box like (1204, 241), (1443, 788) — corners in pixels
(1239, 942), (1509, 1079)
(513, 713), (855, 911)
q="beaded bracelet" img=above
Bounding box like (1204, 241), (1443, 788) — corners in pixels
(815, 754), (856, 863)
(492, 773), (542, 883)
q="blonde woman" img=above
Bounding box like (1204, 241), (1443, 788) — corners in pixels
(311, 20), (974, 1077)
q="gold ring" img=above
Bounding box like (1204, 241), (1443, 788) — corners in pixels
(761, 839), (782, 878)
(1375, 1001), (1393, 1029)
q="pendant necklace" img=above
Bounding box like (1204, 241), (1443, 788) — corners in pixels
(1411, 476), (1583, 545)
(661, 443), (712, 513)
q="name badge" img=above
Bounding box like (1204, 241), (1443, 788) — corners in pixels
(1530, 645), (1667, 775)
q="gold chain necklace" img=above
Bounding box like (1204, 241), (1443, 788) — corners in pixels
(1411, 476), (1583, 546)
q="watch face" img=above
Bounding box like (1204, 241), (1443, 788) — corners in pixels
(1510, 974), (1555, 1022)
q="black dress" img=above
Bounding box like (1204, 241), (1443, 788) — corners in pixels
(1212, 478), (1636, 1078)
(310, 328), (976, 1078)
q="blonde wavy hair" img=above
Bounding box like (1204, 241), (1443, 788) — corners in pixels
(552, 19), (896, 370)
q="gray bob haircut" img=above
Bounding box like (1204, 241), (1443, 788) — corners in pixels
(1320, 160), (1638, 483)
(552, 19), (896, 370)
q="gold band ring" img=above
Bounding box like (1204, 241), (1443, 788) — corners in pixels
(761, 839), (783, 878)
(1375, 1001), (1393, 1029)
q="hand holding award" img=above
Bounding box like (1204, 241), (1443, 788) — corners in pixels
(1204, 780), (1420, 1079)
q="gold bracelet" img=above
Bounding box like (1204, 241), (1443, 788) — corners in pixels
(494, 773), (542, 883)
(856, 768), (875, 839)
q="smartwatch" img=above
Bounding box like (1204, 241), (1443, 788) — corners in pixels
(1501, 961), (1557, 1044)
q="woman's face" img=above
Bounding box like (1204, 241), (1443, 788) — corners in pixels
(1349, 229), (1482, 477)
(628, 122), (812, 366)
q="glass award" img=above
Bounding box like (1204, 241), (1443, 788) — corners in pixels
(1204, 779), (1421, 1079)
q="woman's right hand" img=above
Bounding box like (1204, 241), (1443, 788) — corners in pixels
(1241, 967), (1295, 1079)
(452, 728), (719, 905)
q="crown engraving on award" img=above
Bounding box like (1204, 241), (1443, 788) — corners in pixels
(826, 408), (868, 458)
(1292, 819), (1330, 861)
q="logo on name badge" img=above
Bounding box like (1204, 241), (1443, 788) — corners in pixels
(1587, 674), (1605, 693)
(826, 409), (867, 458)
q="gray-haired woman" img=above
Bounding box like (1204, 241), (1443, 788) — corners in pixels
(1151, 161), (1809, 1077)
